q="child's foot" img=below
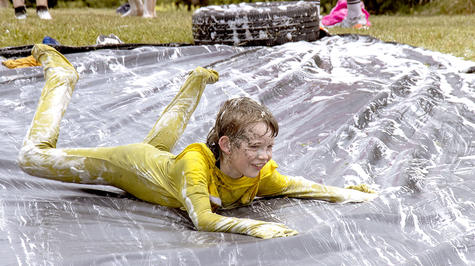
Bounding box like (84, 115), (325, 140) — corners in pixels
(191, 67), (219, 84)
(36, 6), (52, 20)
(32, 44), (74, 69)
(14, 6), (27, 19)
(32, 44), (78, 85)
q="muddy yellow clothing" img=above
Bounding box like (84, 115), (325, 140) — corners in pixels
(2, 55), (41, 69)
(174, 143), (376, 238)
(176, 143), (376, 209)
(19, 44), (376, 240)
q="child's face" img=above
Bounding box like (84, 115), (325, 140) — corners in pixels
(226, 122), (274, 178)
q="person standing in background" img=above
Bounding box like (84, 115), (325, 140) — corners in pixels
(12, 0), (52, 20)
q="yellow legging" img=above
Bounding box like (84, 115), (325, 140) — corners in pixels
(18, 44), (218, 205)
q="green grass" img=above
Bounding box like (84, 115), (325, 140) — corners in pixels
(0, 7), (194, 47)
(0, 7), (474, 62)
(329, 15), (475, 61)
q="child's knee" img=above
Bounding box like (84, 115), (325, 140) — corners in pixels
(17, 144), (69, 178)
(17, 144), (39, 174)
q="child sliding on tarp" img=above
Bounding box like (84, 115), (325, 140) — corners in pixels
(18, 44), (377, 239)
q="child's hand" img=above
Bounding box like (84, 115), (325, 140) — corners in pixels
(359, 192), (378, 202)
(191, 67), (219, 84)
(248, 222), (298, 239)
(344, 184), (378, 202)
(345, 184), (377, 194)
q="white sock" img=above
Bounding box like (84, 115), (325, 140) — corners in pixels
(347, 0), (363, 19)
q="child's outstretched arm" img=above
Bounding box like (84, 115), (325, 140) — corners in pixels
(174, 152), (298, 239)
(257, 161), (378, 203)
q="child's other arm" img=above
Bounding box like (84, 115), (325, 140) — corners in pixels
(257, 161), (377, 203)
(176, 153), (298, 239)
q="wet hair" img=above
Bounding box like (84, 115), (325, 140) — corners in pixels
(206, 97), (279, 161)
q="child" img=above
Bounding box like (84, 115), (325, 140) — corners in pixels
(18, 44), (377, 239)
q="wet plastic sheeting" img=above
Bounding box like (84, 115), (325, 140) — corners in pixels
(1, 35), (474, 265)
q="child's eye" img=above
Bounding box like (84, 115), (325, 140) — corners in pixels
(246, 143), (260, 149)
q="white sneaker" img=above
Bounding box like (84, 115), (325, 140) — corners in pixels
(96, 34), (124, 45)
(37, 6), (52, 20)
(14, 6), (27, 19)
(340, 14), (368, 29)
(16, 13), (27, 19)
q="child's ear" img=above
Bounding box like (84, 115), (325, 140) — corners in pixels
(218, 136), (231, 155)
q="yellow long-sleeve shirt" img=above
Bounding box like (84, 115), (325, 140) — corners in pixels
(164, 143), (376, 238)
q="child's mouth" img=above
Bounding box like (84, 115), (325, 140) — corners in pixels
(253, 163), (265, 169)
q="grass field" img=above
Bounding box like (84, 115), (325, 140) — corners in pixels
(0, 7), (474, 62)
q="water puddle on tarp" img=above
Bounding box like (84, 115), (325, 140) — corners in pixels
(1, 35), (474, 265)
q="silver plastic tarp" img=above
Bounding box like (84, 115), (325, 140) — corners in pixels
(1, 35), (474, 265)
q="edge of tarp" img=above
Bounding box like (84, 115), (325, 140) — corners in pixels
(0, 30), (333, 59)
(1, 35), (473, 73)
(0, 42), (193, 58)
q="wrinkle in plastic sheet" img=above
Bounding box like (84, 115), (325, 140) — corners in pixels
(1, 35), (474, 265)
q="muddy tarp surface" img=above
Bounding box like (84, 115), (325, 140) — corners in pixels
(1, 35), (474, 265)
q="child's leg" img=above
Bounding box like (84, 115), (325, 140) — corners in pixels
(23, 44), (79, 151)
(19, 45), (219, 206)
(18, 44), (180, 205)
(143, 67), (218, 152)
(18, 44), (95, 182)
(18, 44), (131, 184)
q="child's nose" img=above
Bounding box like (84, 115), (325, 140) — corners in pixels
(257, 148), (271, 160)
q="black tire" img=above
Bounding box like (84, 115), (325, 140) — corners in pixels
(192, 1), (321, 46)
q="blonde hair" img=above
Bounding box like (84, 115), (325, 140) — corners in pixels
(206, 97), (279, 161)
